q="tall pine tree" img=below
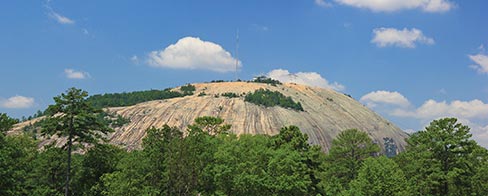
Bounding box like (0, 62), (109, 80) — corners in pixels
(41, 88), (113, 196)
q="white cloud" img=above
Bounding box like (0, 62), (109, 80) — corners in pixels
(147, 37), (241, 73)
(372, 27), (434, 48)
(392, 99), (488, 120)
(0, 96), (35, 109)
(333, 0), (453, 12)
(362, 90), (488, 147)
(64, 69), (89, 79)
(48, 10), (75, 24)
(315, 0), (332, 8)
(360, 91), (411, 108)
(468, 54), (488, 74)
(266, 69), (345, 91)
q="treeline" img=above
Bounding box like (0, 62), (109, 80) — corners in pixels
(87, 84), (196, 108)
(2, 115), (488, 195)
(251, 76), (282, 86)
(245, 88), (304, 111)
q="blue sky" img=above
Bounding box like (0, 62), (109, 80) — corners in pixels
(1, 0), (488, 146)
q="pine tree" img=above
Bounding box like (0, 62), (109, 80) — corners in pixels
(41, 88), (113, 196)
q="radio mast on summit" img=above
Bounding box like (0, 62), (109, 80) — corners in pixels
(235, 29), (239, 81)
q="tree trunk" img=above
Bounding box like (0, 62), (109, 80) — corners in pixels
(65, 117), (73, 196)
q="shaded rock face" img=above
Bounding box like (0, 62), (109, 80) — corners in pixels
(105, 82), (408, 153)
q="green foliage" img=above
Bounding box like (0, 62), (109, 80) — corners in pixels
(198, 91), (207, 97)
(320, 129), (380, 192)
(190, 116), (231, 135)
(0, 113), (19, 134)
(180, 84), (196, 95)
(41, 87), (114, 195)
(5, 114), (488, 195)
(244, 88), (304, 111)
(395, 118), (486, 196)
(86, 89), (185, 108)
(273, 125), (310, 152)
(42, 88), (114, 146)
(0, 135), (37, 196)
(210, 80), (226, 83)
(221, 92), (239, 98)
(95, 112), (130, 128)
(348, 156), (410, 196)
(251, 76), (282, 86)
(29, 146), (68, 195)
(74, 144), (125, 196)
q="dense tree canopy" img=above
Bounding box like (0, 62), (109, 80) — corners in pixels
(321, 128), (380, 192)
(86, 84), (195, 108)
(395, 118), (488, 196)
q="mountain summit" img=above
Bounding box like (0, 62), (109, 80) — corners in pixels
(103, 81), (408, 153)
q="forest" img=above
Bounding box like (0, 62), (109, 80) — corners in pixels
(86, 84), (196, 108)
(1, 88), (488, 196)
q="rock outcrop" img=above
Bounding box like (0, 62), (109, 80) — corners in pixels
(103, 82), (408, 152)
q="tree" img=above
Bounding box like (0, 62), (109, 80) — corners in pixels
(0, 134), (37, 195)
(396, 118), (483, 195)
(0, 113), (19, 135)
(74, 144), (125, 196)
(190, 116), (231, 135)
(348, 156), (410, 196)
(41, 87), (113, 196)
(320, 129), (380, 192)
(273, 125), (309, 152)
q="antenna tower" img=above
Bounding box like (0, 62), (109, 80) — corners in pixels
(235, 29), (239, 81)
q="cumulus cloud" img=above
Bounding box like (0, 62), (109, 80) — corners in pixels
(266, 69), (345, 91)
(0, 96), (35, 109)
(315, 0), (332, 8)
(360, 91), (411, 108)
(468, 53), (488, 74)
(362, 90), (488, 147)
(147, 37), (241, 73)
(392, 99), (488, 120)
(333, 0), (454, 12)
(64, 69), (90, 79)
(372, 28), (434, 48)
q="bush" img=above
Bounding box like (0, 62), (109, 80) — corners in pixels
(244, 89), (304, 111)
(251, 76), (282, 86)
(221, 92), (239, 98)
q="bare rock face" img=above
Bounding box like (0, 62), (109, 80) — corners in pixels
(105, 82), (408, 152)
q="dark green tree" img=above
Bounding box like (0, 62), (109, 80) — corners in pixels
(348, 156), (410, 196)
(41, 87), (113, 196)
(0, 113), (19, 135)
(396, 118), (486, 196)
(74, 144), (125, 196)
(0, 134), (37, 195)
(320, 129), (380, 193)
(190, 116), (231, 135)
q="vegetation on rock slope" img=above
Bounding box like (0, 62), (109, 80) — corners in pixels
(86, 84), (196, 108)
(245, 88), (304, 111)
